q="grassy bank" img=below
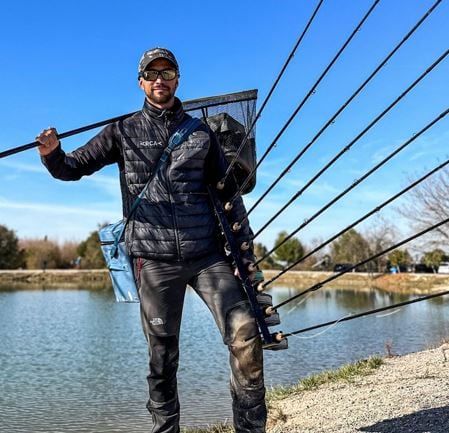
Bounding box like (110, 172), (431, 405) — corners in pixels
(0, 269), (111, 290)
(181, 356), (384, 433)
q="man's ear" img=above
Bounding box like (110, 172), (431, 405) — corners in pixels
(138, 77), (144, 90)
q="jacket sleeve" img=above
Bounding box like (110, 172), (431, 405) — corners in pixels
(41, 122), (121, 180)
(205, 130), (255, 262)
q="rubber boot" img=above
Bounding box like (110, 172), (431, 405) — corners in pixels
(231, 381), (267, 433)
(147, 396), (180, 433)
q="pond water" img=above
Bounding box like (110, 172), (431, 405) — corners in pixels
(1, 286), (448, 432)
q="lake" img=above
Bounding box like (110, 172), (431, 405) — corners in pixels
(1, 286), (448, 432)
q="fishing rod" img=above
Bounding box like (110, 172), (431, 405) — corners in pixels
(0, 112), (137, 159)
(228, 0), (381, 201)
(254, 107), (449, 268)
(282, 290), (449, 338)
(220, 0), (326, 186)
(0, 90), (254, 160)
(246, 0), (443, 218)
(268, 215), (449, 310)
(256, 157), (449, 280)
(249, 50), (449, 239)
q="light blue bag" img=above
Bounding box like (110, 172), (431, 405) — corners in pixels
(99, 117), (202, 302)
(99, 220), (138, 302)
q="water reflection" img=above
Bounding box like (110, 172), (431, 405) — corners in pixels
(0, 286), (448, 432)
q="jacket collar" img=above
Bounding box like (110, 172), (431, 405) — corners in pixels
(142, 97), (184, 123)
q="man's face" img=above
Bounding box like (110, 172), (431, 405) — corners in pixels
(139, 58), (179, 109)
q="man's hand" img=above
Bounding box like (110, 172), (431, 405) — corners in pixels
(36, 127), (60, 156)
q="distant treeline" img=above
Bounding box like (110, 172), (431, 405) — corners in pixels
(0, 225), (104, 270)
(1, 219), (448, 272)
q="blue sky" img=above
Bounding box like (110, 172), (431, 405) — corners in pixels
(0, 0), (448, 251)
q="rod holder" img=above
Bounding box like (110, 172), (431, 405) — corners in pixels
(265, 311), (281, 327)
(216, 180), (225, 190)
(224, 202), (233, 211)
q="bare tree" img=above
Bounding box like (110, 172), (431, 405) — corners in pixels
(364, 215), (397, 272)
(397, 167), (449, 246)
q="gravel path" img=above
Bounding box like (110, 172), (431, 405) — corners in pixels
(268, 345), (449, 433)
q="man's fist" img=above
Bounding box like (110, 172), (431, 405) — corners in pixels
(36, 127), (60, 156)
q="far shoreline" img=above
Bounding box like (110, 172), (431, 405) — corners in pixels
(1, 269), (449, 294)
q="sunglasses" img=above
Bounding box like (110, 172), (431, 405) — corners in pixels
(141, 69), (177, 81)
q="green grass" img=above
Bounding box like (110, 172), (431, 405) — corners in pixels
(182, 356), (384, 433)
(267, 356), (384, 402)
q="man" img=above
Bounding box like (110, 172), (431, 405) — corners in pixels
(37, 47), (266, 433)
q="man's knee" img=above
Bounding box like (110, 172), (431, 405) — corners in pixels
(225, 302), (264, 386)
(224, 301), (258, 345)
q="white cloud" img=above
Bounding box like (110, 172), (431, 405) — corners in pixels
(82, 173), (121, 198)
(0, 196), (118, 217)
(0, 160), (47, 174)
(408, 151), (428, 162)
(0, 159), (121, 198)
(0, 196), (121, 242)
(371, 143), (399, 164)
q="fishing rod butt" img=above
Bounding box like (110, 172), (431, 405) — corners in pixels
(257, 293), (281, 327)
(240, 241), (249, 251)
(232, 222), (241, 232)
(247, 262), (256, 273)
(263, 332), (288, 351)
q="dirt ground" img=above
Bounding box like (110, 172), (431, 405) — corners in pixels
(268, 345), (449, 433)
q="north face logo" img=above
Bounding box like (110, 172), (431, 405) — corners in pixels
(150, 318), (164, 326)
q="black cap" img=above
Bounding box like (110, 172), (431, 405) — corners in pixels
(138, 47), (179, 75)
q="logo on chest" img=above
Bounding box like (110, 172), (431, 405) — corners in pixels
(179, 139), (207, 150)
(139, 140), (164, 148)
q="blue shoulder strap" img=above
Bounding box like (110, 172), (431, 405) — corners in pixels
(111, 116), (203, 256)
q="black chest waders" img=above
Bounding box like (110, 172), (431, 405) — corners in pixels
(208, 186), (288, 351)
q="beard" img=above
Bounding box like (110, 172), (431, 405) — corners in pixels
(147, 86), (176, 106)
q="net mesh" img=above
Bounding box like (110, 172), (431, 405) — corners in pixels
(184, 89), (257, 194)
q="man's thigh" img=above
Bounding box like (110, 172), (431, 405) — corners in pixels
(191, 257), (256, 344)
(138, 258), (188, 337)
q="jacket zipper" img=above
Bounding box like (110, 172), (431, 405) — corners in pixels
(163, 115), (182, 260)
